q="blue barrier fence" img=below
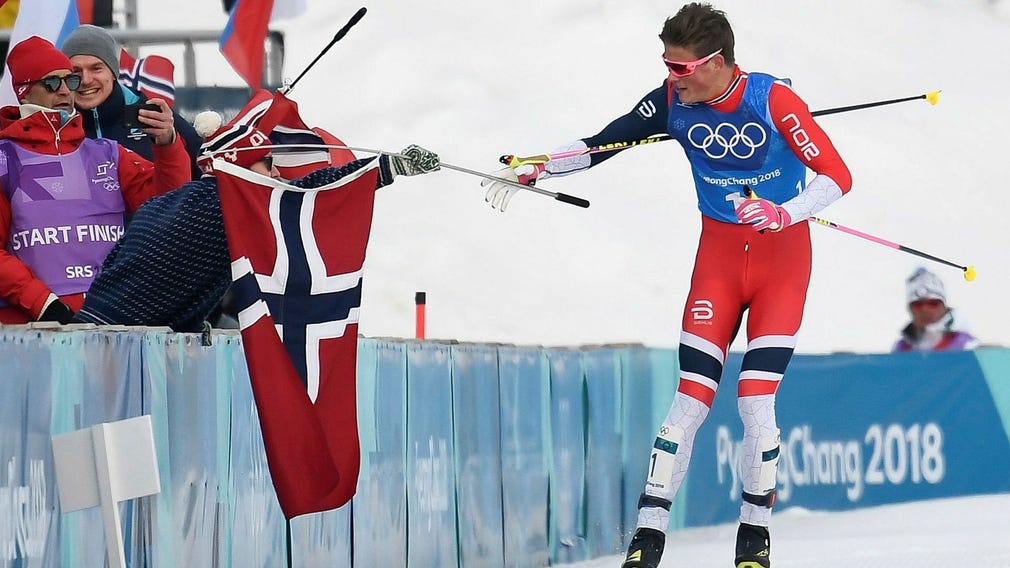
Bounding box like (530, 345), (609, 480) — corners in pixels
(1, 328), (1008, 567)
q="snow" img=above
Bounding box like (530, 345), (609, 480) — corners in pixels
(130, 0), (1010, 354)
(562, 494), (1010, 567)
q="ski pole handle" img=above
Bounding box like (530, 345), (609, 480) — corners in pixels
(555, 192), (590, 208)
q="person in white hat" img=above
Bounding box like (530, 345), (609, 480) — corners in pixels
(892, 267), (978, 352)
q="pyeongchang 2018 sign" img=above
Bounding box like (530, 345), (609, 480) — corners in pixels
(683, 351), (1010, 527)
(715, 421), (946, 504)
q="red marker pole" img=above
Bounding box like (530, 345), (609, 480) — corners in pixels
(415, 292), (426, 340)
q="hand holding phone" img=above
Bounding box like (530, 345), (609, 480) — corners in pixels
(123, 103), (161, 129)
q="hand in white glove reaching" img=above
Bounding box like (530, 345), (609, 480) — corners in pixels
(481, 154), (550, 212)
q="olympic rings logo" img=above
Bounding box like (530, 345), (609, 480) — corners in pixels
(687, 121), (767, 160)
(103, 182), (120, 192)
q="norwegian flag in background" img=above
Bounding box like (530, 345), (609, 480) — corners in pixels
(214, 156), (378, 518)
(118, 50), (176, 105)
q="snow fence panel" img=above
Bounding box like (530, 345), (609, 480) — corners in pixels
(498, 346), (550, 567)
(353, 339), (408, 567)
(158, 333), (228, 567)
(545, 347), (588, 564)
(583, 347), (625, 558)
(405, 341), (459, 567)
(57, 331), (146, 567)
(449, 344), (506, 568)
(1, 329), (59, 566)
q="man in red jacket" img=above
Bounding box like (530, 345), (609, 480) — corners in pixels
(0, 36), (190, 324)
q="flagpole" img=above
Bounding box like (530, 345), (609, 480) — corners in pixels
(221, 143), (592, 208)
(280, 7), (367, 94)
(286, 519), (293, 568)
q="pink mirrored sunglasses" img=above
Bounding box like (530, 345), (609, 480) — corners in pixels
(662, 49), (722, 77)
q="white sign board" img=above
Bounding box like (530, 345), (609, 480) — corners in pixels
(51, 415), (161, 568)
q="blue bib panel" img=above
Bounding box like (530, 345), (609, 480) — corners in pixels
(667, 73), (807, 223)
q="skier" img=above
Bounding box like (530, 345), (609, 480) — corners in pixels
(481, 4), (852, 567)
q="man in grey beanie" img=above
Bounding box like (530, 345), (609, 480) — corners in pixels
(60, 24), (121, 78)
(62, 24), (203, 179)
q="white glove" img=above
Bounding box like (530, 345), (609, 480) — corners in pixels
(480, 155), (548, 212)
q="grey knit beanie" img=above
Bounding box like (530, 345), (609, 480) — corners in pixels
(61, 24), (120, 76)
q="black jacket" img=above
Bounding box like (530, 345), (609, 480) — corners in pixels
(77, 82), (204, 180)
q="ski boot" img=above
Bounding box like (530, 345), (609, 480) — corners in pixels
(734, 522), (770, 568)
(621, 527), (665, 568)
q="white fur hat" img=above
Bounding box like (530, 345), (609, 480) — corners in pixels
(906, 267), (946, 304)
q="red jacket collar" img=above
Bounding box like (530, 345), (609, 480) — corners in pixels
(0, 105), (86, 155)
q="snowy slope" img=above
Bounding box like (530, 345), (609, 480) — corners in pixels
(136, 0), (1010, 353)
(561, 493), (1010, 568)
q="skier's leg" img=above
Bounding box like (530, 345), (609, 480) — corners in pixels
(733, 334), (795, 568)
(734, 225), (811, 568)
(736, 337), (791, 527)
(623, 331), (727, 568)
(623, 218), (749, 568)
(637, 331), (726, 532)
(624, 304), (742, 566)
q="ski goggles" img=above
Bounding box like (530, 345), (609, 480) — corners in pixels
(662, 49), (722, 77)
(25, 74), (83, 93)
(910, 298), (944, 309)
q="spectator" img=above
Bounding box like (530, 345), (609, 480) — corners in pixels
(73, 99), (440, 332)
(893, 267), (978, 352)
(0, 36), (191, 324)
(61, 24), (204, 179)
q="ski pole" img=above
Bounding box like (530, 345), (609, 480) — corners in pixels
(539, 90), (942, 162)
(808, 217), (976, 281)
(809, 90), (941, 118)
(439, 161), (590, 208)
(740, 185), (975, 281)
(280, 7), (367, 94)
(232, 144), (592, 209)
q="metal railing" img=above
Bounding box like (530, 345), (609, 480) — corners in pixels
(0, 28), (284, 87)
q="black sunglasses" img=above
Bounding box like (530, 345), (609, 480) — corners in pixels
(262, 156), (274, 170)
(28, 74), (83, 93)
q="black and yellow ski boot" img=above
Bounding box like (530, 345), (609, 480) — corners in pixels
(734, 522), (771, 568)
(621, 527), (665, 568)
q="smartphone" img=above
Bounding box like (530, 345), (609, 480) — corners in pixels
(123, 103), (160, 129)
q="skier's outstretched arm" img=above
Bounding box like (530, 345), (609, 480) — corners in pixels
(482, 83), (670, 212)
